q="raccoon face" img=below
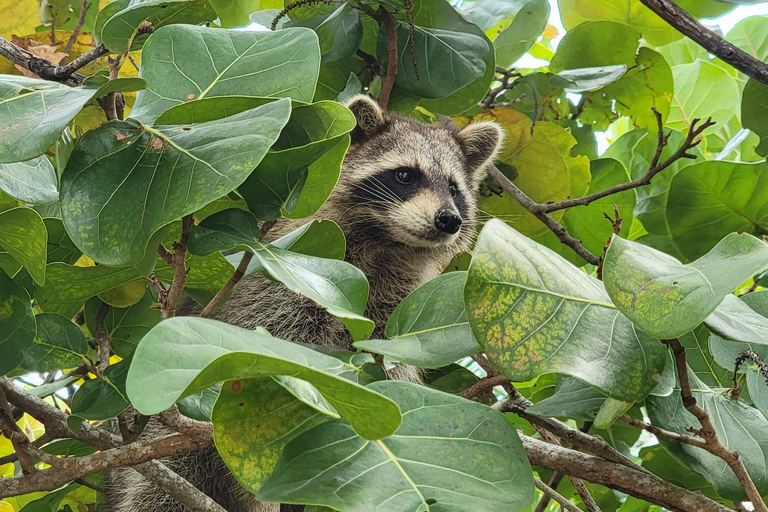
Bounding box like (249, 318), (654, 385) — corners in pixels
(334, 95), (503, 251)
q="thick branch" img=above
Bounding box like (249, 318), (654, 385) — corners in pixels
(667, 339), (767, 511)
(0, 37), (85, 85)
(461, 374), (510, 399)
(378, 8), (398, 110)
(131, 461), (227, 512)
(534, 477), (584, 512)
(523, 436), (732, 512)
(639, 0), (768, 86)
(487, 165), (601, 265)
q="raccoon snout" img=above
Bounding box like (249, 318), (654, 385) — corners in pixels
(435, 209), (462, 234)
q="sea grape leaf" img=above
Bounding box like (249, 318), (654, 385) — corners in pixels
(21, 313), (88, 373)
(0, 76), (96, 164)
(0, 269), (35, 374)
(465, 219), (666, 402)
(212, 377), (330, 493)
(84, 291), (160, 358)
(36, 263), (143, 319)
(100, 0), (217, 53)
(603, 233), (768, 339)
(0, 207), (47, 285)
(679, 324), (731, 389)
(126, 317), (401, 440)
(709, 291), (768, 372)
(526, 376), (607, 421)
(494, 0), (550, 68)
(666, 160), (768, 261)
(188, 208), (372, 340)
(131, 25), (319, 123)
(741, 78), (768, 156)
(0, 156), (58, 204)
(355, 272), (481, 368)
(256, 381), (536, 512)
(60, 99), (291, 266)
(70, 360), (130, 423)
(667, 60), (740, 134)
(549, 21), (638, 73)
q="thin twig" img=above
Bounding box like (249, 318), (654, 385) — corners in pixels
(62, 0), (90, 54)
(378, 7), (398, 110)
(94, 301), (111, 375)
(640, 0), (768, 85)
(619, 414), (707, 449)
(479, 66), (522, 109)
(0, 387), (36, 475)
(667, 339), (767, 511)
(534, 477), (585, 512)
(596, 204), (622, 280)
(200, 252), (253, 318)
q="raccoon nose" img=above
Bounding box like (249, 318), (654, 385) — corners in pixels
(435, 209), (462, 234)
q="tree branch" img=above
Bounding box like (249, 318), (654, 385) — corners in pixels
(200, 252), (253, 318)
(618, 414), (707, 449)
(487, 164), (602, 265)
(460, 374), (510, 399)
(62, 0), (90, 55)
(639, 0), (768, 86)
(378, 7), (398, 110)
(667, 339), (767, 512)
(131, 460), (228, 512)
(523, 436), (733, 512)
(94, 301), (111, 375)
(0, 37), (86, 85)
(534, 477), (584, 512)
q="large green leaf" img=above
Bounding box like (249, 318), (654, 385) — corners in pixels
(709, 291), (768, 372)
(84, 291), (160, 358)
(666, 160), (768, 261)
(355, 272), (480, 368)
(70, 360), (130, 424)
(604, 233), (768, 339)
(21, 313), (89, 373)
(741, 78), (768, 156)
(100, 0), (217, 53)
(647, 370), (768, 500)
(378, 23), (488, 99)
(459, 0), (528, 32)
(257, 381), (535, 512)
(526, 376), (607, 421)
(213, 377), (330, 493)
(0, 76), (96, 164)
(726, 15), (768, 62)
(60, 99), (291, 266)
(0, 269), (35, 374)
(0, 207), (47, 285)
(667, 60), (740, 134)
(465, 219), (666, 401)
(36, 263), (143, 319)
(289, 3), (363, 64)
(493, 0), (550, 68)
(679, 324), (731, 389)
(126, 317), (401, 440)
(555, 65), (627, 93)
(239, 101), (354, 220)
(0, 156), (58, 204)
(210, 0), (280, 27)
(131, 25), (320, 123)
(189, 208), (372, 340)
(549, 21), (638, 73)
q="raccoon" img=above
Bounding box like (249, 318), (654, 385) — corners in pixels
(105, 95), (503, 512)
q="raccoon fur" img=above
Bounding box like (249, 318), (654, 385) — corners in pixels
(105, 95), (504, 512)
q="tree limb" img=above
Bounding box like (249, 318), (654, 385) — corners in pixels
(639, 0), (768, 86)
(131, 460), (228, 512)
(667, 339), (767, 512)
(62, 0), (90, 55)
(534, 477), (584, 512)
(378, 7), (398, 110)
(523, 436), (733, 512)
(0, 36), (86, 85)
(619, 414), (707, 449)
(201, 252), (253, 318)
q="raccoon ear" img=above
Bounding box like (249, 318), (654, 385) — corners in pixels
(457, 121), (504, 182)
(345, 94), (385, 140)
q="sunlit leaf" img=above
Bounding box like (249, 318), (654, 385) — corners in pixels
(494, 0), (549, 68)
(0, 156), (58, 205)
(0, 268), (35, 374)
(21, 313), (88, 373)
(0, 207), (47, 285)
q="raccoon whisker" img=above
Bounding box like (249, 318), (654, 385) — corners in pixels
(368, 177), (406, 205)
(353, 184), (402, 206)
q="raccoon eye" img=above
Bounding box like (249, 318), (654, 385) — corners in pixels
(449, 184), (458, 198)
(394, 168), (414, 185)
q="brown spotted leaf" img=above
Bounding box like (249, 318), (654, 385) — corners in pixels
(464, 219), (666, 401)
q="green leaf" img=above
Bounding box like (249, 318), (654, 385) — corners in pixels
(0, 156), (58, 204)
(291, 3), (362, 64)
(18, 483), (79, 512)
(238, 101), (355, 221)
(100, 0), (217, 53)
(465, 219), (666, 401)
(666, 160), (768, 261)
(680, 324), (731, 388)
(603, 233), (768, 339)
(86, 77), (148, 99)
(647, 370), (768, 500)
(378, 23), (488, 99)
(84, 290), (160, 358)
(0, 207), (47, 285)
(494, 0), (549, 68)
(177, 386), (219, 421)
(459, 0), (528, 32)
(21, 313), (88, 373)
(228, 219), (346, 278)
(189, 209), (373, 340)
(257, 381), (536, 512)
(155, 251), (235, 307)
(210, 0), (275, 27)
(126, 317), (400, 440)
(709, 291), (768, 372)
(36, 263), (143, 319)
(526, 376), (607, 421)
(70, 360), (130, 421)
(667, 60), (740, 133)
(60, 99), (291, 266)
(741, 78), (768, 156)
(639, 445), (724, 503)
(549, 21), (638, 73)
(289, 136), (350, 219)
(423, 364), (479, 394)
(555, 65), (627, 93)
(726, 15), (768, 61)
(131, 25), (320, 123)
(212, 377), (330, 493)
(355, 272), (481, 368)
(0, 268), (35, 374)
(0, 76), (96, 164)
